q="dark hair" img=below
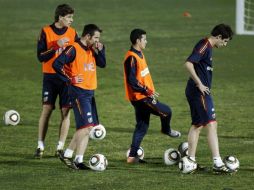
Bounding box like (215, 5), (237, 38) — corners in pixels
(81, 24), (102, 37)
(130, 29), (146, 45)
(54, 4), (74, 22)
(211, 24), (234, 40)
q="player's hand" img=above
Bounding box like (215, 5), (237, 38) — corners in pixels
(95, 42), (104, 51)
(71, 74), (83, 84)
(92, 42), (104, 53)
(197, 83), (210, 95)
(146, 88), (160, 98)
(57, 37), (70, 48)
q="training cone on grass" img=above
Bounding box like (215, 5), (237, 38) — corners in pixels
(183, 11), (192, 18)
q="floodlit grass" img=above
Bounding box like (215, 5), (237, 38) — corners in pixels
(0, 0), (254, 189)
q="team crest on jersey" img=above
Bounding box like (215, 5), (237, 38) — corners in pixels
(141, 68), (149, 77)
(88, 117), (93, 123)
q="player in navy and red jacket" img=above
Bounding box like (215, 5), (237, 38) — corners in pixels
(185, 24), (234, 174)
(123, 29), (181, 164)
(53, 24), (106, 170)
(35, 4), (78, 158)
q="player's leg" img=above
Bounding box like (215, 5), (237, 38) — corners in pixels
(127, 101), (150, 163)
(35, 76), (57, 158)
(188, 125), (203, 159)
(56, 82), (71, 156)
(60, 92), (93, 169)
(143, 98), (181, 137)
(205, 121), (232, 173)
(55, 107), (70, 156)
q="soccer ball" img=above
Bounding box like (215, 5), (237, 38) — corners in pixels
(164, 148), (181, 165)
(179, 156), (197, 174)
(223, 155), (240, 171)
(3, 110), (20, 126)
(89, 124), (106, 140)
(178, 142), (188, 157)
(126, 147), (144, 159)
(89, 154), (108, 171)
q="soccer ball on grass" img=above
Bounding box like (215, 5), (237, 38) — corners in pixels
(89, 153), (108, 171)
(178, 142), (188, 157)
(89, 124), (106, 140)
(179, 156), (197, 174)
(3, 110), (20, 126)
(164, 148), (181, 165)
(223, 155), (239, 171)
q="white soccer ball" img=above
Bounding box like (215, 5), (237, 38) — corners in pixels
(178, 142), (188, 157)
(3, 110), (20, 126)
(126, 147), (144, 159)
(223, 155), (240, 171)
(164, 148), (181, 165)
(89, 154), (108, 171)
(178, 156), (197, 174)
(89, 124), (106, 140)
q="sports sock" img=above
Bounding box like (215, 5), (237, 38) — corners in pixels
(74, 155), (83, 163)
(56, 141), (64, 150)
(213, 156), (224, 167)
(189, 156), (196, 161)
(37, 141), (44, 150)
(64, 149), (74, 158)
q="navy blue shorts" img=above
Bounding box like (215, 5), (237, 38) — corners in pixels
(70, 86), (99, 130)
(42, 74), (71, 109)
(186, 89), (216, 127)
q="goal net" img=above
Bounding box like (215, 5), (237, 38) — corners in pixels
(236, 0), (254, 35)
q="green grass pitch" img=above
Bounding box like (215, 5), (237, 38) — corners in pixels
(0, 0), (254, 189)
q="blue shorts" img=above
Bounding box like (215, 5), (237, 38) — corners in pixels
(186, 88), (216, 127)
(42, 74), (71, 109)
(70, 86), (99, 130)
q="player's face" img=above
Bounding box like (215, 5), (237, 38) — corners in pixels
(139, 35), (147, 50)
(87, 31), (101, 47)
(215, 37), (230, 48)
(59, 14), (74, 27)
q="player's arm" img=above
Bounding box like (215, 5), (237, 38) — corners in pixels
(124, 56), (158, 98)
(37, 30), (56, 62)
(93, 42), (106, 68)
(184, 61), (210, 95)
(37, 29), (70, 63)
(53, 46), (81, 84)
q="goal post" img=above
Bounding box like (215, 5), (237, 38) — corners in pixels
(236, 0), (254, 35)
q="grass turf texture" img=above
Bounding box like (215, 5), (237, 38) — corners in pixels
(0, 0), (254, 189)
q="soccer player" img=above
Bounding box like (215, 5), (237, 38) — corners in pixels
(123, 29), (181, 164)
(53, 24), (106, 170)
(35, 4), (78, 158)
(184, 24), (234, 174)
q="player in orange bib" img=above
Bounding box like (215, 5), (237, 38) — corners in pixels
(53, 24), (106, 170)
(123, 29), (181, 164)
(35, 4), (78, 158)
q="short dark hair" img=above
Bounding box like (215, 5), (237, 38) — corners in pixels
(54, 4), (74, 22)
(211, 24), (234, 40)
(130, 29), (146, 45)
(81, 24), (102, 37)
